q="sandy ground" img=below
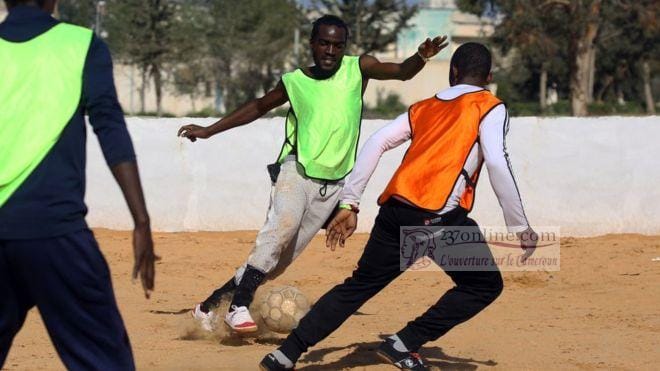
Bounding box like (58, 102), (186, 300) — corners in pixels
(3, 230), (659, 370)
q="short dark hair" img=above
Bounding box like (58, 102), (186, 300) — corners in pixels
(5, 0), (46, 7)
(450, 42), (492, 81)
(311, 15), (349, 42)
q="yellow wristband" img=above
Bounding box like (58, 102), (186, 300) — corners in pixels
(339, 203), (359, 213)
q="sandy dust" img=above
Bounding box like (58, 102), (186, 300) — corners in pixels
(4, 230), (659, 370)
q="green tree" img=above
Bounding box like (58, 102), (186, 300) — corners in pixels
(459, 0), (658, 115)
(596, 1), (658, 113)
(312, 0), (418, 54)
(104, 0), (189, 116)
(487, 1), (570, 112)
(57, 0), (97, 29)
(169, 1), (212, 113)
(459, 0), (603, 116)
(201, 0), (303, 112)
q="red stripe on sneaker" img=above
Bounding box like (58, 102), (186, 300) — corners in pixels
(235, 322), (256, 328)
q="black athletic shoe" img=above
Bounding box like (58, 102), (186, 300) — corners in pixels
(376, 338), (428, 370)
(259, 353), (294, 371)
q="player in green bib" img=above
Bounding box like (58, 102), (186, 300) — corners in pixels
(179, 15), (448, 333)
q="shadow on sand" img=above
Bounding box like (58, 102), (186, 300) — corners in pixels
(149, 308), (190, 315)
(297, 336), (496, 370)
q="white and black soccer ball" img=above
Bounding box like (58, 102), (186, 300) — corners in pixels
(259, 286), (310, 334)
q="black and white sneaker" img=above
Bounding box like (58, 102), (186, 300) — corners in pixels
(259, 353), (294, 371)
(376, 338), (428, 370)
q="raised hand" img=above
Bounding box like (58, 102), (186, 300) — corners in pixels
(418, 35), (449, 59)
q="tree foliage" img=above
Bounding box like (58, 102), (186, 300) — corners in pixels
(103, 0), (192, 115)
(458, 0), (658, 115)
(313, 0), (418, 54)
(201, 0), (303, 112)
(57, 0), (97, 29)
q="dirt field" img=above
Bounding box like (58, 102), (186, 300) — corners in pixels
(4, 230), (659, 370)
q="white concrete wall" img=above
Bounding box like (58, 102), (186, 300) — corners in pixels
(85, 116), (660, 237)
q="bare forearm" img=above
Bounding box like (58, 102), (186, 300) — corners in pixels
(206, 99), (268, 136)
(111, 161), (150, 227)
(360, 53), (426, 81)
(178, 82), (288, 142)
(398, 52), (426, 80)
(361, 36), (447, 81)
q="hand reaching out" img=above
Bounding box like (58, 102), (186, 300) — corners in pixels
(325, 209), (358, 251)
(178, 124), (211, 142)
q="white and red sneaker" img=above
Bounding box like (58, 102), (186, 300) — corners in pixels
(225, 305), (258, 333)
(191, 303), (215, 332)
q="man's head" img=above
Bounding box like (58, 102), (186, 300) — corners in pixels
(4, 0), (56, 13)
(309, 15), (349, 72)
(449, 42), (492, 87)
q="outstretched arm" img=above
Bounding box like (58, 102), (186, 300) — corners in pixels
(360, 35), (448, 81)
(178, 81), (289, 142)
(326, 112), (412, 250)
(480, 104), (538, 256)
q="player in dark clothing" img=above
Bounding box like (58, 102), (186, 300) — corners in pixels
(0, 1), (156, 369)
(260, 43), (538, 371)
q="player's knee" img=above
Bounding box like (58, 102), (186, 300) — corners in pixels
(344, 269), (392, 291)
(0, 307), (21, 338)
(484, 272), (504, 302)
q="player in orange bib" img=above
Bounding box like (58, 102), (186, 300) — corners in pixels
(260, 43), (538, 370)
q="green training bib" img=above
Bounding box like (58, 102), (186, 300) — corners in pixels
(0, 23), (93, 207)
(279, 55), (363, 181)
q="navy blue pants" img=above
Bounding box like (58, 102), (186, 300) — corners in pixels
(0, 229), (134, 370)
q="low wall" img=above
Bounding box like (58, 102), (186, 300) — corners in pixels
(85, 116), (660, 237)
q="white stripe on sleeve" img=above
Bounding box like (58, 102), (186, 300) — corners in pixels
(480, 104), (530, 232)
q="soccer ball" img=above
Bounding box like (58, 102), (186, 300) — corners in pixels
(259, 286), (310, 334)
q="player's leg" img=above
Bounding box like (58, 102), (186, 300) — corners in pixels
(10, 230), (135, 370)
(266, 178), (343, 280)
(198, 277), (237, 313)
(193, 174), (342, 319)
(227, 159), (308, 331)
(192, 276), (237, 331)
(270, 203), (405, 366)
(0, 241), (33, 367)
(395, 217), (503, 352)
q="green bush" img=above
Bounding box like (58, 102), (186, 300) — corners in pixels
(506, 101), (541, 116)
(185, 107), (221, 118)
(505, 100), (646, 117)
(587, 101), (646, 116)
(132, 111), (177, 118)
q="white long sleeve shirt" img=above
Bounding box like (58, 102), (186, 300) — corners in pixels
(341, 84), (529, 233)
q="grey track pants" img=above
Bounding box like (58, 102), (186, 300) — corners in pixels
(235, 156), (343, 282)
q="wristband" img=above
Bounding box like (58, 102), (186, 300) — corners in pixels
(417, 50), (430, 63)
(339, 203), (360, 214)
